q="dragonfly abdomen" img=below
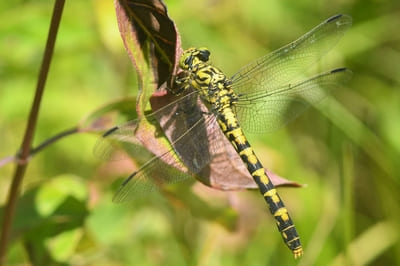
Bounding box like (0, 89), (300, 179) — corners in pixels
(218, 107), (303, 258)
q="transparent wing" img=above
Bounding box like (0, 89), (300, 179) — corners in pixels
(235, 68), (352, 133)
(112, 114), (226, 202)
(112, 149), (191, 202)
(93, 90), (200, 162)
(93, 120), (145, 162)
(94, 91), (225, 202)
(230, 14), (352, 95)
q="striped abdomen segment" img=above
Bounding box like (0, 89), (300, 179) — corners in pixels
(217, 107), (303, 258)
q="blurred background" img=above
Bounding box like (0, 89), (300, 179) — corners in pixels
(1, 0), (399, 265)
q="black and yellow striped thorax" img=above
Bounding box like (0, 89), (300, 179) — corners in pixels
(174, 47), (303, 258)
(174, 48), (238, 113)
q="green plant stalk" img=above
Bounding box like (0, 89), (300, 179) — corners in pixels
(0, 1), (65, 264)
(342, 143), (355, 265)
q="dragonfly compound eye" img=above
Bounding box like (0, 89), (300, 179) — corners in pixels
(197, 48), (210, 62)
(179, 53), (193, 70)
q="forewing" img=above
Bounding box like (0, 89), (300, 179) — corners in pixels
(94, 91), (200, 161)
(235, 68), (353, 133)
(111, 123), (198, 202)
(231, 14), (352, 95)
(152, 91), (222, 173)
(94, 90), (225, 201)
(93, 120), (144, 161)
(112, 113), (227, 202)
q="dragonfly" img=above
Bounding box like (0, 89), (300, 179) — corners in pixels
(95, 14), (352, 258)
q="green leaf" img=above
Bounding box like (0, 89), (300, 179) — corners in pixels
(329, 221), (399, 266)
(44, 228), (83, 263)
(0, 175), (89, 265)
(35, 174), (87, 217)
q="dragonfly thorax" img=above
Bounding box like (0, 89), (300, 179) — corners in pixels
(177, 47), (238, 111)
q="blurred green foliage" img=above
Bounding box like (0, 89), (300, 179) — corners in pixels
(1, 0), (400, 265)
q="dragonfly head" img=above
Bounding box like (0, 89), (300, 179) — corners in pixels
(179, 47), (210, 70)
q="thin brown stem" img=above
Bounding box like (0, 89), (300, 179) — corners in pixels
(0, 1), (65, 264)
(30, 127), (79, 155)
(0, 127), (80, 168)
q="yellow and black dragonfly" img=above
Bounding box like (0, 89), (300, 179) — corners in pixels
(95, 14), (352, 258)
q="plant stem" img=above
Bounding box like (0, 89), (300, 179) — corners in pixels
(30, 127), (79, 155)
(0, 1), (65, 264)
(0, 127), (79, 168)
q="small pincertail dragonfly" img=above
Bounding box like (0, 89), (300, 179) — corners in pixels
(95, 14), (352, 258)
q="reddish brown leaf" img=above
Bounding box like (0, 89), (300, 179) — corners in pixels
(115, 0), (180, 88)
(113, 0), (182, 170)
